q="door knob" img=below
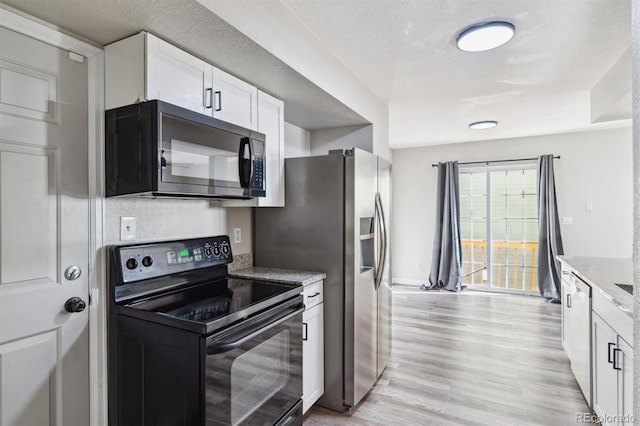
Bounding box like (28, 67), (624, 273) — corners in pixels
(64, 265), (82, 281)
(65, 297), (87, 313)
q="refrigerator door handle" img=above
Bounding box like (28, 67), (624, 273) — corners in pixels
(374, 192), (387, 290)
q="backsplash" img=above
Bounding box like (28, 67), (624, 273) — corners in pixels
(104, 198), (227, 245)
(228, 253), (253, 272)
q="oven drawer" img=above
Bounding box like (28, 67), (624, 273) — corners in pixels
(303, 280), (323, 310)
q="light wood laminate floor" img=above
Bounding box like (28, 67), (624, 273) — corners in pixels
(304, 288), (590, 426)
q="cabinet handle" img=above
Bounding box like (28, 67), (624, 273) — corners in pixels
(608, 342), (616, 364)
(214, 91), (222, 111)
(307, 292), (321, 299)
(566, 294), (571, 308)
(205, 88), (213, 109)
(302, 322), (308, 341)
(613, 348), (622, 370)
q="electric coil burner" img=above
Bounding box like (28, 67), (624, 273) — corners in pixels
(108, 236), (304, 426)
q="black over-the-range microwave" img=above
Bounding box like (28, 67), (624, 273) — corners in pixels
(105, 100), (266, 199)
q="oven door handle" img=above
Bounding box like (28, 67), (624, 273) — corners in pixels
(206, 305), (304, 354)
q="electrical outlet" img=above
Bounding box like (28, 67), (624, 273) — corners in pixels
(234, 228), (242, 244)
(120, 217), (136, 241)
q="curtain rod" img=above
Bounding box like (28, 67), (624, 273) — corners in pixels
(431, 155), (560, 167)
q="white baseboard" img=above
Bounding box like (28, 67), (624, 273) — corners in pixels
(392, 277), (427, 286)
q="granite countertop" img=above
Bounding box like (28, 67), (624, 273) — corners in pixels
(229, 267), (326, 286)
(557, 256), (633, 318)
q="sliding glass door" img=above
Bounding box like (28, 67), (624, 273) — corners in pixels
(459, 164), (539, 291)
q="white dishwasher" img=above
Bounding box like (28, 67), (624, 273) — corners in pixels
(567, 273), (592, 405)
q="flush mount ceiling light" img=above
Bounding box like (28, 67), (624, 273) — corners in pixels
(469, 120), (498, 130)
(456, 21), (515, 52)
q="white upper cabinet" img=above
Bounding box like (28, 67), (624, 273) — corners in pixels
(211, 69), (258, 131)
(256, 90), (284, 206)
(106, 32), (257, 131)
(106, 32), (283, 205)
(223, 89), (285, 207)
(146, 33), (211, 115)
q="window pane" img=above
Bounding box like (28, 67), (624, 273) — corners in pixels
(462, 166), (538, 292)
(523, 195), (537, 218)
(507, 219), (524, 241)
(490, 171), (506, 195)
(491, 219), (507, 242)
(471, 172), (487, 195)
(523, 267), (537, 291)
(506, 170), (523, 194)
(506, 195), (523, 218)
(460, 196), (471, 218)
(459, 173), (471, 193)
(471, 195), (486, 218)
(523, 243), (537, 266)
(491, 195), (507, 218)
(524, 219), (538, 242)
(523, 169), (537, 194)
(460, 219), (472, 240)
(472, 220), (486, 241)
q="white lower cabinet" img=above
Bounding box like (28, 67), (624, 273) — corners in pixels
(592, 312), (634, 425)
(560, 271), (572, 354)
(302, 281), (324, 413)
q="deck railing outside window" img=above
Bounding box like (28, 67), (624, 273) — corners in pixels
(461, 240), (538, 291)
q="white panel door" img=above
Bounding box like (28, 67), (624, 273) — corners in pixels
(0, 27), (89, 425)
(212, 68), (258, 130)
(146, 33), (212, 115)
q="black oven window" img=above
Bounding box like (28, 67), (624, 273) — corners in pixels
(230, 330), (290, 425)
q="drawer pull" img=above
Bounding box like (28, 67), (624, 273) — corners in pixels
(303, 322), (308, 341)
(307, 292), (321, 299)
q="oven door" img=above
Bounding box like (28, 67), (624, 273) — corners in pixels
(203, 296), (303, 426)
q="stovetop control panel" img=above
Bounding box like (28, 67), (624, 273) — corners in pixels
(115, 235), (232, 283)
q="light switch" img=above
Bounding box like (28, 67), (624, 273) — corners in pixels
(562, 217), (573, 226)
(585, 203), (593, 212)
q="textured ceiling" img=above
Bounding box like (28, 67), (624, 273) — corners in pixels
(0, 0), (368, 130)
(279, 0), (632, 146)
(1, 0), (632, 148)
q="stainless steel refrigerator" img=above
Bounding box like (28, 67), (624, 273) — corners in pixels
(254, 148), (392, 412)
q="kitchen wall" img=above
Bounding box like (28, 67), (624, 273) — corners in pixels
(284, 122), (311, 158)
(310, 124), (373, 156)
(392, 126), (633, 284)
(104, 198), (227, 245)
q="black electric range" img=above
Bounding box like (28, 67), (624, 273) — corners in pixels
(108, 235), (304, 426)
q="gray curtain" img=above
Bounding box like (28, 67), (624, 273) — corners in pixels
(537, 154), (564, 302)
(426, 161), (462, 291)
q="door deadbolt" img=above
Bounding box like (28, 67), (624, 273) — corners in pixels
(64, 265), (82, 281)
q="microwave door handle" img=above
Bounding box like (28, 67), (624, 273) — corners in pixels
(206, 306), (304, 355)
(238, 137), (252, 188)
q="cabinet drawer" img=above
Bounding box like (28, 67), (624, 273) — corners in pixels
(303, 281), (323, 310)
